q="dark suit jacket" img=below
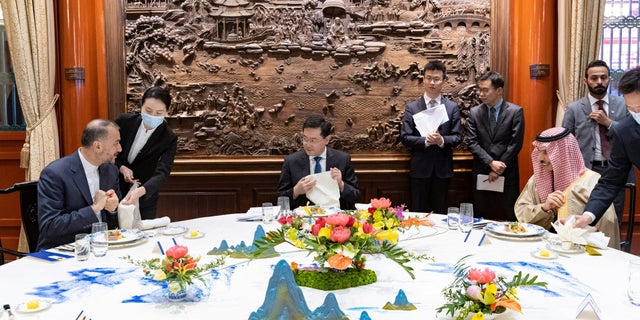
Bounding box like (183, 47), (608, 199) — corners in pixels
(277, 148), (360, 210)
(37, 151), (121, 250)
(585, 115), (640, 223)
(465, 100), (525, 178)
(401, 96), (462, 178)
(562, 95), (628, 167)
(114, 113), (177, 215)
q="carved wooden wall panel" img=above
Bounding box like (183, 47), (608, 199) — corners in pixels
(124, 0), (490, 156)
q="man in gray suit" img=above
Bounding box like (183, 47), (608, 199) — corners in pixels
(465, 71), (524, 221)
(574, 66), (640, 228)
(562, 59), (632, 221)
(401, 61), (462, 214)
(277, 115), (360, 210)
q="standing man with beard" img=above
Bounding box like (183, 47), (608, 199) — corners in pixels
(562, 60), (632, 221)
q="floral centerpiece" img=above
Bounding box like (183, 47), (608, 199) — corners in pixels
(252, 198), (431, 290)
(436, 256), (547, 320)
(123, 245), (225, 300)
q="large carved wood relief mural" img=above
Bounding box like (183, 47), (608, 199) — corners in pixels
(124, 0), (490, 157)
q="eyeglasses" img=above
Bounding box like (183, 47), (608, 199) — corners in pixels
(424, 77), (443, 84)
(302, 136), (324, 144)
(476, 87), (492, 94)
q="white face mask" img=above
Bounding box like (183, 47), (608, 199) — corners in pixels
(141, 112), (164, 129)
(630, 111), (640, 126)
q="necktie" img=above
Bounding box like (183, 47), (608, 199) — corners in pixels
(314, 156), (322, 174)
(596, 100), (611, 159)
(489, 107), (497, 131)
(428, 99), (437, 109)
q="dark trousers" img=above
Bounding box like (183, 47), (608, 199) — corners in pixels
(591, 164), (635, 222)
(410, 176), (450, 214)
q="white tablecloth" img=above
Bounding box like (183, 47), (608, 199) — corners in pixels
(0, 214), (638, 319)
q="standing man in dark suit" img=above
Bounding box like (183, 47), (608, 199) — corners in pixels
(115, 86), (177, 220)
(562, 60), (632, 221)
(37, 119), (122, 250)
(574, 66), (640, 228)
(401, 61), (462, 214)
(465, 71), (525, 221)
(277, 115), (360, 210)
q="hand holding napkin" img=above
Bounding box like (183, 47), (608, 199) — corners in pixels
(117, 183), (141, 229)
(138, 216), (171, 230)
(551, 215), (610, 248)
(305, 171), (340, 208)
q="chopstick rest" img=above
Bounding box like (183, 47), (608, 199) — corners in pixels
(584, 245), (602, 256)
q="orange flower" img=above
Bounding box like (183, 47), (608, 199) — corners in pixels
(491, 299), (522, 313)
(327, 253), (352, 270)
(370, 197), (392, 209)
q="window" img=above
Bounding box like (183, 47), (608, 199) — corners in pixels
(0, 10), (25, 130)
(600, 0), (640, 95)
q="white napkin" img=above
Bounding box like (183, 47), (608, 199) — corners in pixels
(355, 203), (371, 211)
(117, 184), (141, 229)
(551, 215), (610, 248)
(138, 216), (171, 230)
(305, 171), (340, 208)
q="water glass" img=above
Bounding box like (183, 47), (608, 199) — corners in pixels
(262, 202), (274, 224)
(75, 233), (90, 261)
(91, 222), (109, 257)
(628, 259), (640, 305)
(459, 203), (474, 233)
(277, 196), (290, 218)
(447, 207), (459, 230)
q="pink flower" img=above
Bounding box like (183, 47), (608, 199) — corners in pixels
(315, 217), (326, 226)
(371, 197), (392, 209)
(325, 213), (351, 227)
(311, 223), (323, 236)
(466, 285), (482, 300)
(362, 222), (373, 234)
(166, 245), (188, 259)
(330, 226), (351, 243)
(346, 215), (356, 227)
(467, 268), (496, 284)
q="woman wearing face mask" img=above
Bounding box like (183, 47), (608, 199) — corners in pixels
(115, 86), (177, 220)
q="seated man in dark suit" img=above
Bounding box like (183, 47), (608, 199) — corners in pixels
(37, 119), (122, 250)
(277, 115), (360, 210)
(574, 66), (640, 229)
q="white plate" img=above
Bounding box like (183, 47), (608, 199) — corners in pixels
(183, 231), (205, 239)
(485, 222), (547, 237)
(546, 242), (585, 254)
(530, 249), (558, 260)
(484, 229), (547, 241)
(104, 229), (145, 244)
(159, 225), (188, 236)
(293, 206), (339, 217)
(16, 300), (51, 313)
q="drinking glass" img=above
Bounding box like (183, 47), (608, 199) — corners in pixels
(91, 222), (109, 257)
(277, 196), (290, 218)
(459, 203), (474, 233)
(628, 259), (640, 305)
(75, 233), (90, 261)
(262, 202), (274, 224)
(447, 207), (459, 230)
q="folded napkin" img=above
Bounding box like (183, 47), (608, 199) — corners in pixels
(551, 216), (610, 248)
(117, 184), (141, 229)
(138, 216), (171, 230)
(306, 171), (340, 208)
(354, 203), (371, 211)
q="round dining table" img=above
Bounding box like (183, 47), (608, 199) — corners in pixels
(0, 213), (637, 319)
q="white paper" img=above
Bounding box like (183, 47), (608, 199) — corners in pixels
(476, 174), (505, 192)
(306, 171), (340, 208)
(412, 104), (449, 136)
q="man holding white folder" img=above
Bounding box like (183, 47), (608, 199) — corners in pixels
(401, 61), (462, 214)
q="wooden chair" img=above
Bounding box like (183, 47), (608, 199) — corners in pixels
(0, 181), (39, 264)
(621, 183), (637, 253)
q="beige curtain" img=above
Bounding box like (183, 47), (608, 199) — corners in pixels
(1, 0), (59, 252)
(556, 0), (606, 126)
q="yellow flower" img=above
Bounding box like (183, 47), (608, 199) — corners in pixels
(376, 229), (398, 244)
(292, 239), (305, 248)
(482, 283), (498, 305)
(318, 227), (331, 239)
(152, 269), (167, 281)
(286, 228), (298, 242)
(471, 311), (485, 320)
(372, 221), (385, 230)
(358, 211), (370, 220)
(373, 211), (383, 222)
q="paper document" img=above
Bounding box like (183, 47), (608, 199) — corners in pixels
(476, 174), (505, 192)
(412, 104), (449, 136)
(306, 171), (340, 208)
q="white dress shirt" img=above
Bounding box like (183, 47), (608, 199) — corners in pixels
(128, 122), (157, 164)
(308, 148), (328, 175)
(587, 94), (610, 161)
